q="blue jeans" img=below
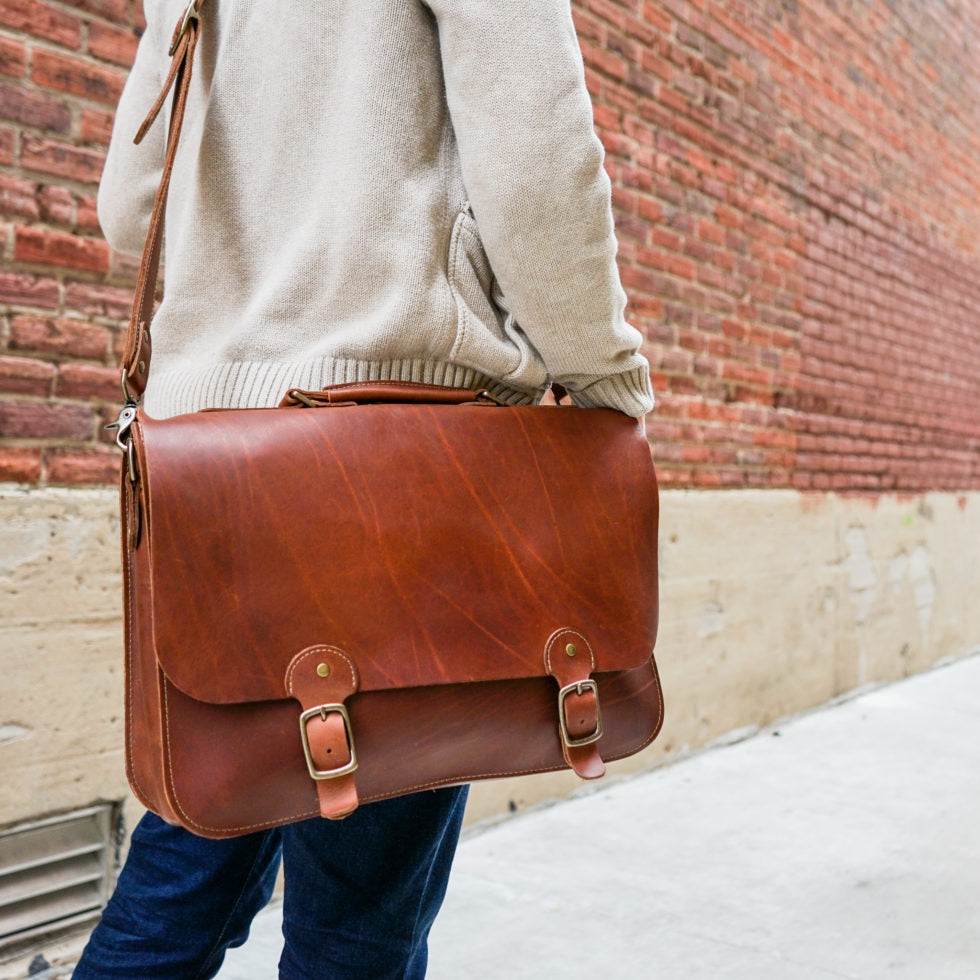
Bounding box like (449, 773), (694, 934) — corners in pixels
(74, 786), (469, 979)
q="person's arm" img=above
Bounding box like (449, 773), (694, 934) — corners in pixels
(97, 10), (167, 258)
(423, 0), (655, 416)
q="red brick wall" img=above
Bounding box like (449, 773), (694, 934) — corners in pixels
(1, 0), (978, 490)
(0, 0), (141, 485)
(577, 0), (980, 490)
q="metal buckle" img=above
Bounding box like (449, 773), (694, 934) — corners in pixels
(474, 388), (508, 406)
(557, 680), (603, 748)
(169, 0), (200, 55)
(298, 704), (358, 780)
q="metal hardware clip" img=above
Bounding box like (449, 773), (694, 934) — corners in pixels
(169, 0), (200, 55)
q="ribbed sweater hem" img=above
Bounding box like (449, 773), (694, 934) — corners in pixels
(141, 356), (545, 420)
(565, 364), (656, 417)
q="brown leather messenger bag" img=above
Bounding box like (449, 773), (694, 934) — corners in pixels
(108, 0), (664, 837)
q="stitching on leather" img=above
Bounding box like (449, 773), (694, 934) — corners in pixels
(154, 656), (664, 834)
(544, 629), (600, 775)
(360, 764), (568, 800)
(161, 678), (320, 834)
(285, 644), (357, 694)
(360, 655), (666, 802)
(543, 627), (595, 675)
(157, 641), (663, 834)
(327, 380), (436, 392)
(123, 487), (152, 807)
(603, 655), (666, 760)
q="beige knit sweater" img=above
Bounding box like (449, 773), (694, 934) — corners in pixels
(99, 0), (656, 419)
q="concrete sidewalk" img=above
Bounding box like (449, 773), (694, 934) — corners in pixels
(215, 652), (980, 979)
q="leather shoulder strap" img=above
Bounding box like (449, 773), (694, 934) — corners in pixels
(120, 0), (208, 402)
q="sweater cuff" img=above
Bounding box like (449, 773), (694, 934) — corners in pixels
(563, 364), (656, 417)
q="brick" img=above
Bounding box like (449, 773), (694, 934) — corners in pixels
(0, 1), (83, 49)
(22, 135), (105, 184)
(572, 8), (605, 44)
(15, 226), (110, 273)
(0, 400), (94, 439)
(32, 49), (125, 106)
(0, 81), (71, 133)
(56, 362), (120, 399)
(0, 447), (42, 483)
(108, 249), (141, 282)
(88, 21), (139, 66)
(63, 0), (130, 21)
(0, 271), (60, 308)
(660, 350), (693, 372)
(39, 184), (74, 225)
(0, 2), (972, 495)
(9, 314), (110, 360)
(0, 36), (27, 77)
(593, 103), (621, 131)
(0, 355), (56, 395)
(581, 40), (629, 81)
(0, 175), (40, 221)
(64, 280), (132, 318)
(80, 106), (115, 145)
(579, 1), (622, 33)
(76, 193), (100, 231)
(45, 446), (118, 485)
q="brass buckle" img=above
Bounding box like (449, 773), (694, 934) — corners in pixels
(298, 704), (358, 780)
(557, 680), (603, 748)
(474, 388), (509, 406)
(169, 0), (200, 55)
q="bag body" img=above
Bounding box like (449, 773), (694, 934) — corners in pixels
(121, 382), (663, 836)
(110, 1), (664, 837)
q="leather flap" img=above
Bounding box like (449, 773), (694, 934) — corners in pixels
(135, 401), (659, 704)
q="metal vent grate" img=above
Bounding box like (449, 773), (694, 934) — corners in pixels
(0, 806), (114, 957)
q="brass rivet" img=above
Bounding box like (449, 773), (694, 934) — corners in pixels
(316, 662), (330, 678)
(138, 359), (146, 373)
(565, 643), (577, 657)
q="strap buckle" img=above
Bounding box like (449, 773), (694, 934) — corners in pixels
(298, 703), (358, 780)
(557, 679), (603, 748)
(169, 0), (200, 55)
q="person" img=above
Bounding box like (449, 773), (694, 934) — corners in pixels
(75, 0), (656, 976)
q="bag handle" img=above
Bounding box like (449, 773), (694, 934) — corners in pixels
(119, 0), (208, 404)
(279, 381), (500, 408)
(279, 381), (570, 408)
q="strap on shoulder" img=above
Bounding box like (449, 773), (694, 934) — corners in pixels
(120, 0), (208, 402)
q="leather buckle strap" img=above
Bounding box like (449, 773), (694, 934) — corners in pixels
(544, 627), (606, 780)
(298, 703), (358, 780)
(557, 679), (603, 748)
(286, 645), (361, 818)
